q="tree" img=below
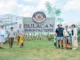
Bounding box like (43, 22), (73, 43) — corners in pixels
(55, 9), (61, 16)
(57, 18), (63, 23)
(45, 1), (64, 23)
(45, 2), (55, 17)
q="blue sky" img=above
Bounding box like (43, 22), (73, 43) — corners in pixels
(0, 0), (80, 25)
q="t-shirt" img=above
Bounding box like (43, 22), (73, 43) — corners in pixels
(71, 28), (77, 36)
(0, 29), (7, 42)
(71, 30), (74, 36)
(0, 29), (6, 37)
(63, 29), (71, 37)
(56, 27), (64, 37)
(17, 28), (24, 36)
(0, 29), (7, 38)
(8, 30), (15, 38)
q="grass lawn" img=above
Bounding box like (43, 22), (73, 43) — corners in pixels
(0, 40), (80, 60)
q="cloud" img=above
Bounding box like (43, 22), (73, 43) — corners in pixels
(0, 0), (56, 17)
(23, 0), (35, 2)
(0, 0), (18, 14)
(18, 0), (56, 17)
(63, 0), (80, 11)
(17, 4), (38, 17)
(37, 0), (56, 10)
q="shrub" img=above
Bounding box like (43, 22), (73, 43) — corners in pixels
(78, 28), (80, 42)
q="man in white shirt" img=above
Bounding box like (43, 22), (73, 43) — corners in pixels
(17, 24), (24, 48)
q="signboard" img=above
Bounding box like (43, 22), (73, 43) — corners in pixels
(23, 11), (55, 32)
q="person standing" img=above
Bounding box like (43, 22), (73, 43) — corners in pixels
(8, 27), (15, 48)
(63, 25), (72, 49)
(71, 24), (78, 50)
(55, 24), (64, 49)
(0, 25), (7, 49)
(17, 24), (24, 48)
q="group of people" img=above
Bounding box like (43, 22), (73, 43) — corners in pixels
(0, 24), (24, 49)
(55, 24), (78, 50)
(0, 23), (78, 50)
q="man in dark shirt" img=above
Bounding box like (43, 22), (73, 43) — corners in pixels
(55, 24), (64, 48)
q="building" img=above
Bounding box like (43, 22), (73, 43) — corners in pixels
(0, 14), (23, 31)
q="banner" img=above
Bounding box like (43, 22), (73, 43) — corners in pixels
(23, 11), (55, 32)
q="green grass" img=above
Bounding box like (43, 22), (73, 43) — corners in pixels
(0, 40), (80, 60)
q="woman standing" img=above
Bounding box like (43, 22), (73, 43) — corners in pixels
(71, 24), (78, 50)
(0, 25), (7, 49)
(63, 25), (72, 49)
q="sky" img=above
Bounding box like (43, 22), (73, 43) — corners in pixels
(0, 0), (80, 25)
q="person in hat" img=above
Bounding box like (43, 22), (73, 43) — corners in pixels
(0, 25), (7, 48)
(8, 27), (15, 48)
(55, 24), (64, 49)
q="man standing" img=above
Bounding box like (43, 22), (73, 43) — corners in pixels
(17, 24), (24, 48)
(55, 24), (64, 49)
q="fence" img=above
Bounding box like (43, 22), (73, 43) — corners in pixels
(23, 33), (54, 41)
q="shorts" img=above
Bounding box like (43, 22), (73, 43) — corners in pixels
(57, 37), (64, 40)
